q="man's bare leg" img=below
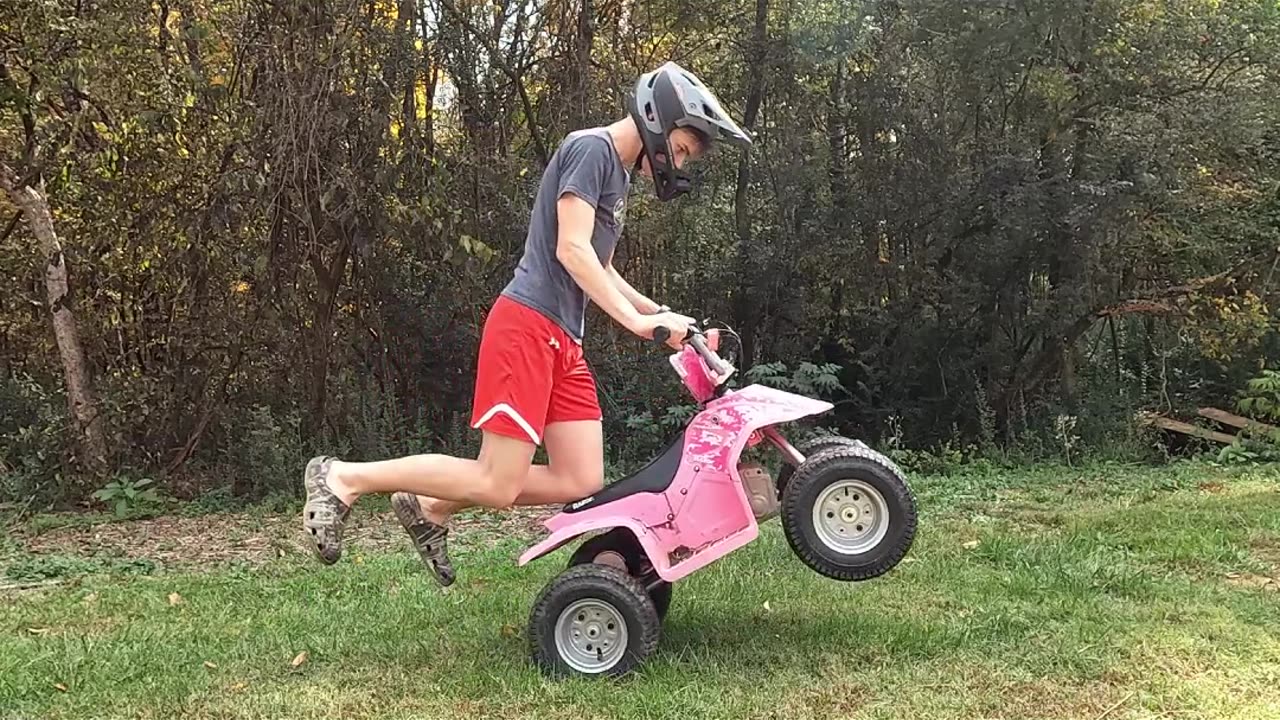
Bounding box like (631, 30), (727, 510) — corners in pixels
(324, 430), (537, 508)
(387, 421), (604, 583)
(302, 430), (535, 565)
(415, 420), (605, 522)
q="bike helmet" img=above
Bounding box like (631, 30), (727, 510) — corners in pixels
(628, 61), (753, 201)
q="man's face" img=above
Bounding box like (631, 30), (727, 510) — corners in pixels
(640, 128), (706, 178)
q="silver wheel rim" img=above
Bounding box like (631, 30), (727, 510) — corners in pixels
(812, 479), (889, 554)
(554, 599), (628, 673)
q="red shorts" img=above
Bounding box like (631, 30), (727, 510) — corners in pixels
(470, 295), (601, 445)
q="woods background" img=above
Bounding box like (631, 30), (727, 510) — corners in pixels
(2, 0), (1279, 508)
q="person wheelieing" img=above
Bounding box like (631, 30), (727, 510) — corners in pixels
(301, 61), (752, 585)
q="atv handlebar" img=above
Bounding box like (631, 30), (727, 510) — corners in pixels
(653, 325), (733, 377)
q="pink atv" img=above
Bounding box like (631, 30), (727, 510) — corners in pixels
(519, 325), (918, 678)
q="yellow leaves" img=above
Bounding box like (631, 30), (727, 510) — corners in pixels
(1185, 291), (1271, 362)
(290, 651), (309, 668)
(168, 592), (183, 606)
(457, 234), (497, 264)
(373, 0), (400, 22)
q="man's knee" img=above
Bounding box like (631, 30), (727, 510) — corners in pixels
(473, 462), (525, 509)
(472, 431), (535, 508)
(473, 468), (522, 507)
(570, 468), (604, 499)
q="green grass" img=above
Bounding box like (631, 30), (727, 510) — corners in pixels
(2, 462), (1279, 719)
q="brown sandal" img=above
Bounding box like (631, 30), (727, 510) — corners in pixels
(302, 456), (350, 565)
(392, 492), (456, 587)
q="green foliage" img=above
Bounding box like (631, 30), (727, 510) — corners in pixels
(219, 405), (302, 500)
(1215, 369), (1280, 465)
(91, 477), (165, 519)
(746, 361), (847, 399)
(4, 554), (157, 582)
(1237, 369), (1280, 422)
(0, 374), (71, 506)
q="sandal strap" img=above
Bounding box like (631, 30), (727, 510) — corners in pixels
(392, 492), (456, 586)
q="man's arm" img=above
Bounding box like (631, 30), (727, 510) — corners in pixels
(555, 195), (646, 335)
(605, 261), (662, 315)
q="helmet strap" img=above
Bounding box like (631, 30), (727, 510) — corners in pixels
(628, 100), (692, 202)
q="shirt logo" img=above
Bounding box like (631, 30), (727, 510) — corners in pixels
(613, 196), (627, 231)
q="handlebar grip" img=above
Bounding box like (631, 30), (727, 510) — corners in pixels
(689, 333), (732, 376)
(652, 326), (671, 346)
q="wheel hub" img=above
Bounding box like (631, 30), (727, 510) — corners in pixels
(554, 599), (628, 673)
(813, 479), (889, 554)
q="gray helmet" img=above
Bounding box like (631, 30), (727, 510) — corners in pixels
(628, 61), (753, 201)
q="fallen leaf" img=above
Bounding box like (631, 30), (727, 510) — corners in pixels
(168, 592), (183, 606)
(82, 592), (99, 605)
(902, 558), (920, 563)
(499, 624), (519, 639)
(763, 601), (772, 612)
(290, 651), (309, 668)
(27, 627), (51, 636)
(229, 682), (247, 691)
(54, 683), (68, 692)
(962, 540), (981, 550)
(203, 661), (218, 669)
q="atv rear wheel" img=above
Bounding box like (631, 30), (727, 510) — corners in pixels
(529, 564), (661, 678)
(568, 528), (672, 621)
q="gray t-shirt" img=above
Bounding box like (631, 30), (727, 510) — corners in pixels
(502, 128), (630, 341)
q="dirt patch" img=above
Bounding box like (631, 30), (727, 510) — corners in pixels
(6, 505), (557, 573)
(1248, 533), (1280, 570)
(1224, 572), (1278, 591)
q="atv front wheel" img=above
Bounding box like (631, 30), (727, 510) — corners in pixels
(781, 444), (916, 581)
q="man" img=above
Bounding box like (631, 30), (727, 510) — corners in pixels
(301, 61), (752, 585)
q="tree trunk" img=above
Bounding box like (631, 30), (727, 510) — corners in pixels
(573, 0), (594, 128)
(0, 163), (108, 476)
(731, 0), (769, 367)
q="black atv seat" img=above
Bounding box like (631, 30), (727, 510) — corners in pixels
(563, 433), (684, 513)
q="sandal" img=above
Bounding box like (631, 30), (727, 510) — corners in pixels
(302, 456), (350, 564)
(392, 492), (456, 587)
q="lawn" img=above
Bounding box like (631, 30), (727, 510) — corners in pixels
(2, 462), (1279, 719)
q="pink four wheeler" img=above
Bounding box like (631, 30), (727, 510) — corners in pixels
(518, 325), (918, 678)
